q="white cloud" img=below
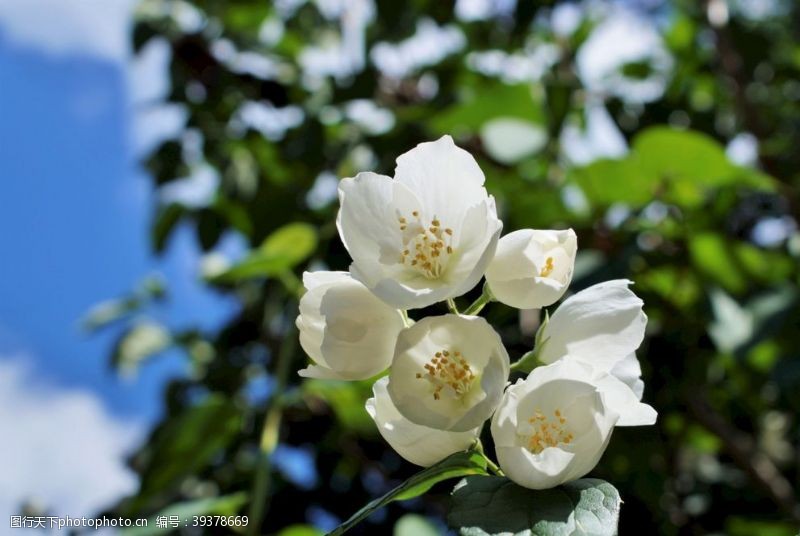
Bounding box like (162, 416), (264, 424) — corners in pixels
(560, 100), (628, 165)
(0, 358), (142, 523)
(0, 0), (135, 61)
(576, 7), (673, 104)
(371, 19), (465, 79)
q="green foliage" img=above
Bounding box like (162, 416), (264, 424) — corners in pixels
(104, 0), (800, 534)
(123, 394), (242, 514)
(213, 222), (318, 283)
(448, 476), (620, 536)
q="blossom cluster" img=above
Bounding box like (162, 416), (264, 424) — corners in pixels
(296, 136), (656, 489)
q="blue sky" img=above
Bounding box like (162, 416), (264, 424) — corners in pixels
(0, 1), (242, 521)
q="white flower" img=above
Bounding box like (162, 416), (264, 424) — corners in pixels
(387, 314), (510, 432)
(485, 229), (577, 309)
(491, 360), (619, 490)
(296, 271), (405, 380)
(536, 279), (656, 426)
(337, 135), (503, 309)
(366, 377), (480, 467)
(537, 280), (646, 369)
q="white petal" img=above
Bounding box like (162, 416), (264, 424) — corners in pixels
(491, 361), (619, 489)
(538, 279), (647, 370)
(366, 377), (479, 467)
(448, 198), (503, 297)
(302, 270), (351, 290)
(609, 352), (645, 399)
(337, 172), (420, 289)
(496, 446), (575, 490)
(394, 135), (488, 227)
(388, 315), (509, 432)
(588, 366), (656, 426)
(298, 364), (348, 380)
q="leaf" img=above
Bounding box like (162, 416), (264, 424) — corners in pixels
(568, 158), (652, 206)
(213, 223), (318, 282)
(127, 395), (242, 512)
(394, 514), (440, 536)
(447, 476), (620, 536)
(122, 493), (248, 536)
(688, 233), (747, 294)
(480, 118), (547, 164)
(429, 82), (545, 137)
(632, 127), (734, 187)
(111, 321), (172, 373)
(302, 379), (376, 434)
(327, 450), (488, 536)
(152, 203), (185, 253)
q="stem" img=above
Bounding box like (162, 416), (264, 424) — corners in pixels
(277, 270), (304, 299)
(474, 439), (505, 477)
(247, 319), (298, 534)
(463, 283), (494, 316)
(510, 350), (540, 374)
(446, 298), (459, 314)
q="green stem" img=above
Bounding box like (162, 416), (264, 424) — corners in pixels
(446, 298), (460, 314)
(474, 440), (505, 477)
(463, 283), (494, 316)
(510, 350), (540, 374)
(247, 318), (297, 534)
(400, 309), (412, 328)
(277, 270), (304, 299)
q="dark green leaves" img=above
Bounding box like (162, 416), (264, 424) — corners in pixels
(123, 493), (248, 535)
(448, 476), (620, 536)
(126, 395), (242, 513)
(212, 222), (318, 283)
(327, 451), (489, 536)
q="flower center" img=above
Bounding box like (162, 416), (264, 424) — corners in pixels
(526, 408), (574, 454)
(415, 350), (475, 401)
(539, 256), (555, 278)
(398, 211), (454, 280)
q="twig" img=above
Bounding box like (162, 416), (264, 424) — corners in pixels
(685, 390), (800, 522)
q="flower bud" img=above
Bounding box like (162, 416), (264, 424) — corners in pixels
(297, 271), (404, 380)
(485, 229), (577, 309)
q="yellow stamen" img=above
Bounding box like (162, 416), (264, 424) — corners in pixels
(415, 348), (476, 401)
(526, 408), (572, 454)
(539, 257), (555, 278)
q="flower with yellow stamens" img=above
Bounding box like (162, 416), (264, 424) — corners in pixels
(387, 314), (510, 432)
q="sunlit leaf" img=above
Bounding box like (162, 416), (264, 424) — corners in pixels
(213, 223), (318, 282)
(447, 476), (620, 536)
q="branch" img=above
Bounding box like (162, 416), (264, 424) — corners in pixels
(685, 390), (800, 522)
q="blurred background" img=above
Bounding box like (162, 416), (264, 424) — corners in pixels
(1, 0), (799, 534)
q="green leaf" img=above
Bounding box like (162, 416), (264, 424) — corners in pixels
(429, 82), (544, 137)
(568, 158), (653, 206)
(127, 395), (242, 512)
(633, 127), (734, 187)
(447, 476), (620, 536)
(394, 514), (440, 536)
(277, 525), (325, 536)
(688, 233), (747, 294)
(480, 118), (547, 164)
(111, 321), (172, 373)
(213, 223), (318, 282)
(302, 379), (377, 435)
(122, 493), (248, 536)
(327, 451), (488, 536)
